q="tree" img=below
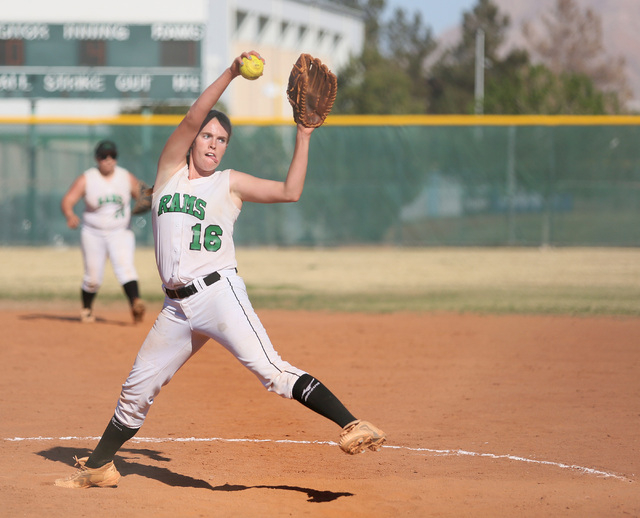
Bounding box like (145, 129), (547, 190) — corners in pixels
(333, 0), (626, 115)
(427, 0), (519, 114)
(427, 0), (625, 114)
(332, 0), (436, 114)
(334, 46), (419, 114)
(382, 8), (437, 111)
(523, 0), (631, 109)
(333, 0), (386, 51)
(485, 64), (620, 115)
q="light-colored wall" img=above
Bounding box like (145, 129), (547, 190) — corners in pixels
(209, 0), (364, 118)
(0, 0), (206, 23)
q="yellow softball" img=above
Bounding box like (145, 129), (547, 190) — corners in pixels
(240, 55), (264, 80)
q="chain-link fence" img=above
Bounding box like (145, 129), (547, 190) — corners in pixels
(1, 115), (639, 247)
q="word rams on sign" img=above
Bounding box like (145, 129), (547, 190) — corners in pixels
(151, 24), (204, 41)
(0, 73), (32, 92)
(172, 75), (200, 93)
(115, 75), (152, 93)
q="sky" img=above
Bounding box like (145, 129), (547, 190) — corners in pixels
(385, 0), (477, 35)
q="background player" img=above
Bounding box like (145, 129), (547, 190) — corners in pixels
(61, 140), (146, 324)
(54, 50), (385, 489)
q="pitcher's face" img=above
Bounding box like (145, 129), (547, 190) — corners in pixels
(190, 117), (229, 175)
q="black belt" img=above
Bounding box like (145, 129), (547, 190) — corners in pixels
(164, 271), (222, 300)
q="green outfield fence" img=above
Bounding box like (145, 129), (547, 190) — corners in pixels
(1, 114), (639, 247)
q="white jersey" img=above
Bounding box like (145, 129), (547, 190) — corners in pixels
(152, 166), (240, 289)
(82, 166), (132, 231)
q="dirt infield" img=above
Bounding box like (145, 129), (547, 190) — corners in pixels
(1, 303), (638, 517)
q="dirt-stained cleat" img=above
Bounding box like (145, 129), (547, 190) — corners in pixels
(54, 456), (121, 489)
(339, 420), (386, 454)
(80, 308), (95, 323)
(131, 298), (145, 324)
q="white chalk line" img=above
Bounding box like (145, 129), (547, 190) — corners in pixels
(5, 435), (632, 482)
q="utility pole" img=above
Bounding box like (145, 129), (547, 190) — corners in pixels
(474, 28), (485, 115)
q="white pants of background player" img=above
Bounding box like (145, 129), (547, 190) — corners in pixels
(80, 226), (138, 292)
(114, 269), (306, 429)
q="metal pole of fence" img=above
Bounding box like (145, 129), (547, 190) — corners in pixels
(542, 127), (554, 247)
(506, 125), (516, 245)
(27, 99), (37, 244)
(140, 107), (154, 246)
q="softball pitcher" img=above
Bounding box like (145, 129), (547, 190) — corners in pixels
(55, 51), (385, 489)
(61, 140), (146, 324)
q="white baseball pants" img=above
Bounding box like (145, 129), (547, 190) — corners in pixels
(114, 270), (306, 429)
(80, 225), (138, 292)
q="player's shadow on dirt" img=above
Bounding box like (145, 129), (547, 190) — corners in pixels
(38, 446), (353, 503)
(210, 482), (353, 503)
(20, 313), (133, 327)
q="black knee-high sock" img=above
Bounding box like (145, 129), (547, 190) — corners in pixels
(122, 280), (140, 306)
(292, 374), (356, 428)
(81, 289), (96, 310)
(86, 415), (139, 468)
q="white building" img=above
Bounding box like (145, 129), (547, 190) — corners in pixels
(0, 0), (364, 118)
(216, 0), (364, 118)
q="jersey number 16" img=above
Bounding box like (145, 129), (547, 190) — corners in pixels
(189, 223), (222, 252)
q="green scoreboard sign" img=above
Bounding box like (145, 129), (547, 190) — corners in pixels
(0, 22), (204, 99)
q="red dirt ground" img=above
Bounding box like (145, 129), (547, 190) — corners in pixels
(1, 303), (638, 517)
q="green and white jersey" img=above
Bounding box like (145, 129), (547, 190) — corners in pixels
(152, 166), (240, 290)
(82, 166), (132, 231)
